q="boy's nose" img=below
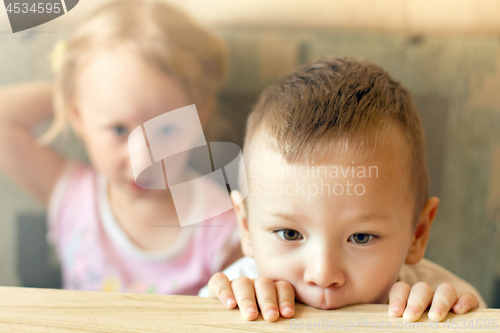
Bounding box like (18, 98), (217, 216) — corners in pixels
(303, 250), (346, 289)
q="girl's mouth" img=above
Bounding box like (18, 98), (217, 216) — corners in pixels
(130, 181), (148, 191)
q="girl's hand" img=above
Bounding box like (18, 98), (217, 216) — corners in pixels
(388, 281), (479, 322)
(207, 272), (295, 322)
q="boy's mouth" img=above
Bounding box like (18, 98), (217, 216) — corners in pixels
(295, 287), (348, 310)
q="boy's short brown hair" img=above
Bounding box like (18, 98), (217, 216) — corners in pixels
(244, 57), (429, 219)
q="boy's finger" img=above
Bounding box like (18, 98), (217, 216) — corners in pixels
(231, 277), (259, 321)
(403, 282), (434, 322)
(428, 283), (457, 321)
(388, 281), (411, 317)
(275, 280), (295, 318)
(254, 277), (280, 322)
(208, 272), (237, 309)
(452, 293), (480, 314)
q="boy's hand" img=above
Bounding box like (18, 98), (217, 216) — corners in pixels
(388, 281), (479, 322)
(208, 272), (295, 321)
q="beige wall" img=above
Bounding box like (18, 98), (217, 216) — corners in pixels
(1, 0), (500, 34)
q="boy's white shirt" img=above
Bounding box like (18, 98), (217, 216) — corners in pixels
(198, 256), (487, 308)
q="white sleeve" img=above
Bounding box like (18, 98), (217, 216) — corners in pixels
(198, 256), (259, 297)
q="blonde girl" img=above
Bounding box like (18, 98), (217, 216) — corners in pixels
(0, 0), (240, 294)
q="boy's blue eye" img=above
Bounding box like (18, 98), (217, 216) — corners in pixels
(112, 125), (128, 136)
(349, 233), (374, 244)
(275, 229), (303, 241)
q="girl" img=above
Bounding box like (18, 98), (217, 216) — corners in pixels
(0, 0), (241, 295)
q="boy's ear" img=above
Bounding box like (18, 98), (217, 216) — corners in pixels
(405, 197), (440, 265)
(230, 190), (253, 257)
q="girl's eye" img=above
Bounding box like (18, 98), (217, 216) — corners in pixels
(274, 229), (303, 241)
(348, 233), (375, 244)
(112, 125), (128, 136)
(161, 126), (175, 135)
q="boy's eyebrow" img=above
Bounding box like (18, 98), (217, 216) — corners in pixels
(268, 212), (301, 222)
(269, 212), (392, 223)
(354, 213), (392, 222)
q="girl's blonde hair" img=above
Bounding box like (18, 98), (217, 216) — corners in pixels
(42, 0), (228, 143)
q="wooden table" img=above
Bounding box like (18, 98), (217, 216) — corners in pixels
(0, 286), (499, 332)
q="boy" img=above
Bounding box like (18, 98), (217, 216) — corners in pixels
(200, 58), (485, 321)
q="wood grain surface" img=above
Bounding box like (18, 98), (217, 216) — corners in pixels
(0, 286), (499, 332)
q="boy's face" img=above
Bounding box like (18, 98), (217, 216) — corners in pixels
(234, 125), (438, 310)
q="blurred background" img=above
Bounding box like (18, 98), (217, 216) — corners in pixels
(1, 0), (500, 306)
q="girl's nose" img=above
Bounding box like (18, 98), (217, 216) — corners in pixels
(303, 250), (346, 289)
(128, 126), (167, 189)
(128, 126), (152, 176)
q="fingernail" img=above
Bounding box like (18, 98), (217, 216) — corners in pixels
(428, 308), (442, 320)
(455, 304), (463, 312)
(403, 307), (418, 320)
(403, 308), (417, 321)
(390, 307), (401, 315)
(430, 308), (442, 316)
(226, 298), (236, 307)
(266, 309), (277, 317)
(405, 307), (417, 315)
(246, 307), (257, 315)
(283, 306), (294, 315)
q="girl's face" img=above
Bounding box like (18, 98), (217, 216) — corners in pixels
(72, 50), (194, 198)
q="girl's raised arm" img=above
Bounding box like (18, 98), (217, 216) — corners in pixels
(0, 81), (68, 205)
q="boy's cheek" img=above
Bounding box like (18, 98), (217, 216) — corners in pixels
(365, 269), (401, 304)
(253, 251), (296, 281)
